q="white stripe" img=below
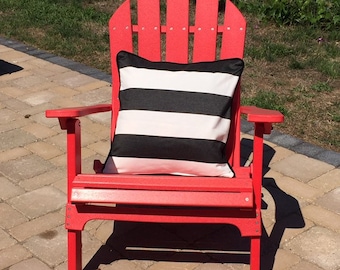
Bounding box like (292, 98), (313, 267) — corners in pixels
(120, 66), (239, 97)
(115, 110), (231, 142)
(103, 156), (234, 177)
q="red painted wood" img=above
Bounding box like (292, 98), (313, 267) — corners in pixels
(73, 174), (252, 192)
(109, 0), (133, 58)
(227, 83), (241, 167)
(108, 0), (133, 139)
(66, 119), (81, 203)
(65, 204), (262, 237)
(137, 0), (161, 60)
(192, 0), (219, 62)
(71, 188), (253, 207)
(221, 0), (246, 59)
(241, 106), (284, 123)
(67, 231), (82, 270)
(250, 237), (261, 270)
(45, 104), (111, 118)
(165, 0), (189, 63)
(252, 123), (265, 211)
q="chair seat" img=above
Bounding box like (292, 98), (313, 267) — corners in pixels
(71, 173), (254, 208)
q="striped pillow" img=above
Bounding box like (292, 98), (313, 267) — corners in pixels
(103, 51), (244, 177)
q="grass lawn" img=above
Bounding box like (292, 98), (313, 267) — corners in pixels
(0, 0), (339, 152)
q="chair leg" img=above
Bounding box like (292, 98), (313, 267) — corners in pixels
(68, 230), (82, 270)
(250, 236), (261, 270)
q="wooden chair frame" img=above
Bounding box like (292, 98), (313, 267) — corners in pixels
(46, 1), (284, 269)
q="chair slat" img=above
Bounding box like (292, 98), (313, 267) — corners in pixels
(220, 0), (246, 59)
(74, 174), (252, 192)
(165, 0), (189, 63)
(109, 0), (133, 66)
(137, 0), (161, 60)
(71, 188), (253, 208)
(108, 0), (134, 138)
(192, 0), (219, 62)
(66, 204), (261, 235)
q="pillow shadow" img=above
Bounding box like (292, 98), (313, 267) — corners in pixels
(84, 140), (305, 270)
(0, 60), (23, 76)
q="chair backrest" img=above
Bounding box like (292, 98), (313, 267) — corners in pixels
(109, 0), (246, 167)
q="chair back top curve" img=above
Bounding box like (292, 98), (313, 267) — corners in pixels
(108, 0), (246, 166)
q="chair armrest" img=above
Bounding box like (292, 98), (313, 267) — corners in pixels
(241, 105), (284, 123)
(45, 104), (112, 118)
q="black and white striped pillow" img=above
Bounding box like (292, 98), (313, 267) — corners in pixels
(103, 51), (244, 177)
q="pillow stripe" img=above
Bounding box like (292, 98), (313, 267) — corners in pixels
(120, 88), (232, 118)
(118, 51), (244, 75)
(103, 157), (234, 177)
(115, 110), (231, 142)
(103, 157), (235, 177)
(110, 135), (227, 163)
(120, 66), (239, 97)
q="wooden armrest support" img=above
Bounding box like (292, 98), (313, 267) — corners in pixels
(45, 104), (112, 118)
(241, 106), (284, 123)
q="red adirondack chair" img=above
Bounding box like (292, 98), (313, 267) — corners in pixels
(46, 1), (284, 269)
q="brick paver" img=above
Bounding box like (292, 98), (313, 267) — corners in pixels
(284, 226), (340, 270)
(0, 42), (339, 270)
(270, 154), (334, 182)
(9, 258), (51, 270)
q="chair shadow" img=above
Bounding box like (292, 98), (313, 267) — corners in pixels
(260, 177), (305, 270)
(0, 60), (23, 75)
(84, 139), (305, 270)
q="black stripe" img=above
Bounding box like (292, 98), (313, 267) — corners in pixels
(117, 51), (244, 76)
(110, 134), (228, 163)
(119, 88), (232, 118)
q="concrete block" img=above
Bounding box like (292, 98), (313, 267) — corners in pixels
(0, 176), (25, 200)
(24, 225), (66, 267)
(19, 169), (64, 191)
(302, 205), (340, 232)
(9, 186), (66, 219)
(289, 260), (323, 270)
(25, 141), (63, 160)
(271, 154), (334, 183)
(0, 203), (28, 229)
(0, 155), (54, 183)
(308, 168), (340, 193)
(0, 147), (31, 163)
(9, 212), (64, 242)
(316, 187), (340, 215)
(0, 129), (36, 152)
(284, 226), (340, 270)
(271, 249), (300, 270)
(9, 257), (51, 270)
(0, 228), (17, 250)
(0, 244), (32, 269)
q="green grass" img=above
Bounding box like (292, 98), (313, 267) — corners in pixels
(233, 0), (340, 29)
(0, 0), (111, 70)
(242, 90), (289, 116)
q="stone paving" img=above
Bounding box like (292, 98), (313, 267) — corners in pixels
(0, 39), (340, 270)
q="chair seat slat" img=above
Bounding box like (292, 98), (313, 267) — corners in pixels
(71, 188), (253, 208)
(74, 174), (252, 192)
